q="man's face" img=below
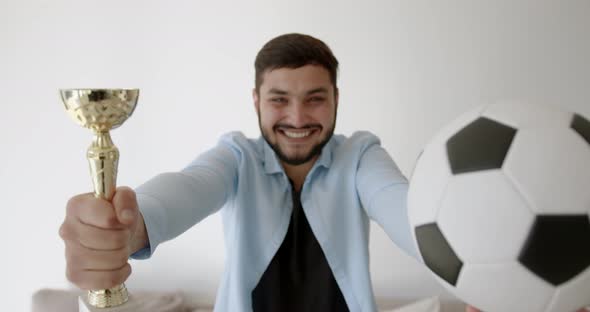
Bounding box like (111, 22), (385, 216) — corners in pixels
(254, 64), (338, 166)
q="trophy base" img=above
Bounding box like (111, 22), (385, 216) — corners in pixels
(78, 294), (137, 312)
(78, 291), (187, 312)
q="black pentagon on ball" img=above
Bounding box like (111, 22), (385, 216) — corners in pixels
(446, 117), (517, 174)
(518, 215), (590, 286)
(415, 223), (463, 286)
(571, 113), (590, 145)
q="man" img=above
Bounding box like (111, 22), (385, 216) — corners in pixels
(60, 33), (479, 311)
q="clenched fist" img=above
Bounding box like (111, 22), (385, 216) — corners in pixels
(59, 186), (148, 290)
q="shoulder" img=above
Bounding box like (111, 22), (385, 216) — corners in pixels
(331, 131), (382, 154)
(217, 131), (264, 160)
(324, 131), (385, 169)
(219, 131), (251, 144)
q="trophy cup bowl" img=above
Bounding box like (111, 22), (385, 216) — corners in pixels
(61, 89), (139, 309)
(61, 89), (138, 132)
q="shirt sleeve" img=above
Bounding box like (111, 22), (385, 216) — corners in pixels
(355, 140), (420, 261)
(130, 137), (239, 259)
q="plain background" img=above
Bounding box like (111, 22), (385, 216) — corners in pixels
(1, 0), (589, 311)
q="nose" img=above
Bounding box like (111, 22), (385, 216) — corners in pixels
(288, 101), (308, 128)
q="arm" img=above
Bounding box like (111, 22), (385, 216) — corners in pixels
(131, 140), (239, 258)
(356, 143), (420, 261)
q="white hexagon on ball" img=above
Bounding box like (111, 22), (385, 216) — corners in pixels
(438, 170), (534, 263)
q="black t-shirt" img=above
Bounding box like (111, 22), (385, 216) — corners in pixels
(251, 187), (350, 312)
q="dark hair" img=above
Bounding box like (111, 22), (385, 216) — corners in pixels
(254, 33), (339, 93)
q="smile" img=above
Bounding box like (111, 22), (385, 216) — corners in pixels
(284, 130), (311, 138)
(277, 128), (319, 140)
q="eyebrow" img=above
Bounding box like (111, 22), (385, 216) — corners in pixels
(267, 87), (329, 96)
(306, 87), (329, 95)
(268, 88), (288, 95)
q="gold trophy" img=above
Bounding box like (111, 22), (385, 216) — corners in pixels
(61, 89), (139, 309)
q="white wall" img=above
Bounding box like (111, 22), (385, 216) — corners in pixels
(1, 0), (589, 310)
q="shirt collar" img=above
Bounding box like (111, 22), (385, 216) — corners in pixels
(261, 136), (334, 175)
(262, 138), (283, 174)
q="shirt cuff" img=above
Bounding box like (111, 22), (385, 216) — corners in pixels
(129, 192), (166, 260)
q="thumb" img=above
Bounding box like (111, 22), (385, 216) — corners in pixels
(112, 186), (139, 226)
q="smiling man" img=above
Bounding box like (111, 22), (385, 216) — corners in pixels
(60, 34), (435, 312)
(254, 61), (338, 190)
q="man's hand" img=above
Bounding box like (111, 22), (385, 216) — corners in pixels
(59, 186), (147, 290)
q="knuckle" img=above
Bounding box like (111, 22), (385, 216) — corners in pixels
(58, 224), (69, 240)
(59, 221), (79, 242)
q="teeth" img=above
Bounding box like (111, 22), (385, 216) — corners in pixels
(284, 130), (311, 138)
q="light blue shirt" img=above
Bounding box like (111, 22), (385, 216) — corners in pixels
(132, 131), (418, 312)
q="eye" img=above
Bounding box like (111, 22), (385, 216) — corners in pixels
(270, 97), (288, 104)
(308, 96), (326, 104)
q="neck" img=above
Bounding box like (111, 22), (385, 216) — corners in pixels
(282, 155), (319, 193)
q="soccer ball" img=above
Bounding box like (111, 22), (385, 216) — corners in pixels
(407, 101), (590, 312)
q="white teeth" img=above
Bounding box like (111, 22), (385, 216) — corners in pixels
(284, 130), (311, 138)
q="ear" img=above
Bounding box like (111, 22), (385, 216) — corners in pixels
(252, 88), (260, 111)
(334, 87), (339, 109)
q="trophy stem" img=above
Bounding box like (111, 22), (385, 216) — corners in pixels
(87, 131), (119, 201)
(86, 131), (128, 307)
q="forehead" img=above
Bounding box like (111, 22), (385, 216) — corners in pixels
(260, 64), (333, 94)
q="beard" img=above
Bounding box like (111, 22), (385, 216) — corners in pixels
(259, 116), (336, 166)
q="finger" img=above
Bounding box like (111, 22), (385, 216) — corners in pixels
(67, 193), (123, 230)
(112, 186), (138, 226)
(61, 216), (130, 250)
(67, 263), (132, 290)
(66, 241), (129, 271)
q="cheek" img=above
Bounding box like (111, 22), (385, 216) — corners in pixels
(260, 108), (281, 128)
(317, 106), (336, 125)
